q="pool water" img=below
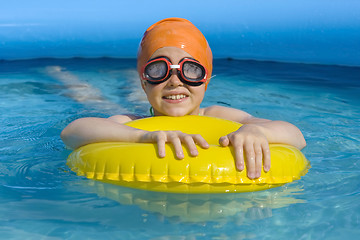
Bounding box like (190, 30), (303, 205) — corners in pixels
(0, 58), (359, 239)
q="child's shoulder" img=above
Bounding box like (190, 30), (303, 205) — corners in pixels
(202, 105), (253, 122)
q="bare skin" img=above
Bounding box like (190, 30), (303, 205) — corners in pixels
(61, 47), (306, 179)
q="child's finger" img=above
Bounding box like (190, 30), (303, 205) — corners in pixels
(155, 131), (168, 158)
(262, 143), (271, 172)
(244, 143), (256, 179)
(168, 133), (184, 159)
(192, 134), (209, 149)
(254, 143), (263, 178)
(156, 137), (166, 158)
(182, 135), (199, 156)
(234, 143), (245, 172)
(219, 135), (230, 146)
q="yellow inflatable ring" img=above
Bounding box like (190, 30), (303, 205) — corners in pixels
(67, 116), (310, 193)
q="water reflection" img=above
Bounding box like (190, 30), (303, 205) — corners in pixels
(71, 180), (305, 223)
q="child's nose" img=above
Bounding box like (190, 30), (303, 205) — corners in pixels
(167, 70), (183, 86)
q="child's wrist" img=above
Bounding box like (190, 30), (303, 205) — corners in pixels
(136, 129), (151, 143)
(240, 123), (268, 138)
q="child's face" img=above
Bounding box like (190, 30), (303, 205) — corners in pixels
(141, 47), (206, 116)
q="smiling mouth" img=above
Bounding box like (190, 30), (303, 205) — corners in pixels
(162, 94), (188, 100)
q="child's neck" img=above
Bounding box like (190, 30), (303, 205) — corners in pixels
(149, 107), (202, 117)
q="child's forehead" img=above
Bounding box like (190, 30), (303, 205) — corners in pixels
(150, 47), (194, 61)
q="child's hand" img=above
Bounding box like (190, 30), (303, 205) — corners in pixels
(219, 125), (271, 179)
(140, 131), (209, 159)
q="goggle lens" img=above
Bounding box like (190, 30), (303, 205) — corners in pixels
(144, 61), (167, 80)
(182, 61), (205, 81)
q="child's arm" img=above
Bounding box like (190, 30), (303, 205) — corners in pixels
(61, 116), (145, 149)
(203, 105), (306, 179)
(61, 116), (209, 158)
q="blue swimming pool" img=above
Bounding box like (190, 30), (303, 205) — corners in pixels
(0, 57), (359, 239)
(1, 0), (360, 238)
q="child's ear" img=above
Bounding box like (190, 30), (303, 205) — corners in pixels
(140, 80), (146, 91)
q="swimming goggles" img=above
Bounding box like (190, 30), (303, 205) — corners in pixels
(141, 56), (208, 86)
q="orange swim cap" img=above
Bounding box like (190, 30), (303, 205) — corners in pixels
(137, 18), (213, 88)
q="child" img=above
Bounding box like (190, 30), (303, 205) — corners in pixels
(61, 18), (306, 180)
